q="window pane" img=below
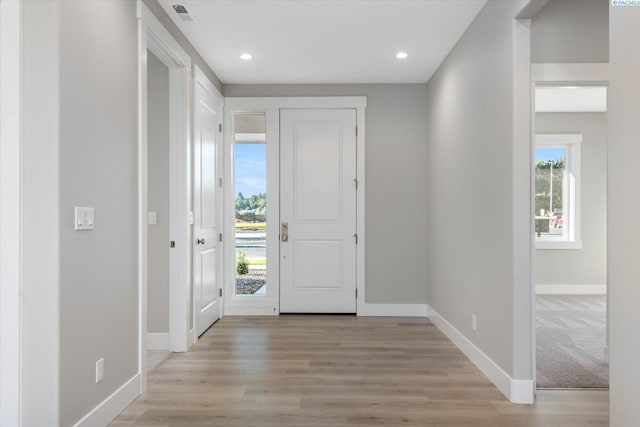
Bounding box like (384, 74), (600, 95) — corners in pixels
(234, 114), (267, 296)
(535, 147), (566, 241)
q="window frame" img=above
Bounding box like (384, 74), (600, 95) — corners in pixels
(232, 115), (268, 298)
(535, 133), (583, 250)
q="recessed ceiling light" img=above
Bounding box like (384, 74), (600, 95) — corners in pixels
(240, 53), (252, 61)
(396, 51), (408, 59)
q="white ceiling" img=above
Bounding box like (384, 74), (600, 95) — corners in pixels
(535, 86), (608, 113)
(159, 0), (487, 85)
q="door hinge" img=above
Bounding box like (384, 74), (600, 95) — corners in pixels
(219, 288), (223, 297)
(219, 177), (223, 188)
(170, 241), (175, 248)
(219, 123), (222, 133)
(356, 288), (358, 298)
(219, 233), (223, 242)
(353, 178), (358, 189)
(354, 233), (358, 244)
(355, 126), (358, 137)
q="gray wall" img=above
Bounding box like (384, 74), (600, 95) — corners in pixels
(45, 1), (221, 424)
(147, 52), (170, 334)
(144, 0), (222, 93)
(426, 0), (527, 377)
(58, 1), (138, 425)
(224, 84), (428, 304)
(535, 113), (607, 285)
(22, 1), (60, 423)
(609, 4), (640, 424)
(531, 0), (608, 63)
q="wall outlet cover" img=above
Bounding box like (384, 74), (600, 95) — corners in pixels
(147, 211), (157, 225)
(95, 358), (104, 383)
(75, 206), (95, 231)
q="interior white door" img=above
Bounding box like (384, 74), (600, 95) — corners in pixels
(280, 109), (357, 313)
(193, 81), (222, 337)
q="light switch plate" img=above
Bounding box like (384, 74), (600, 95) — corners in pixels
(147, 211), (157, 225)
(75, 207), (94, 231)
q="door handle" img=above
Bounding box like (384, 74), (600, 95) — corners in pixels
(281, 223), (288, 242)
(196, 238), (205, 245)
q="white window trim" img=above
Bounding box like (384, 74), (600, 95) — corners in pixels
(535, 133), (582, 250)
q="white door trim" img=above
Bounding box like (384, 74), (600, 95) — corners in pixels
(0, 1), (23, 424)
(137, 1), (192, 393)
(511, 17), (535, 404)
(223, 96), (366, 315)
(192, 63), (224, 338)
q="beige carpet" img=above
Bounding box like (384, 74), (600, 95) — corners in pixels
(536, 295), (608, 388)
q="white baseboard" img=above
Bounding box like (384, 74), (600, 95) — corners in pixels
(73, 373), (140, 427)
(511, 379), (535, 404)
(146, 332), (169, 350)
(426, 305), (534, 404)
(188, 328), (195, 346)
(223, 304), (427, 317)
(359, 303), (427, 317)
(536, 284), (607, 295)
(224, 306), (278, 316)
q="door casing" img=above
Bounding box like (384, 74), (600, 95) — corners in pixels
(138, 2), (192, 392)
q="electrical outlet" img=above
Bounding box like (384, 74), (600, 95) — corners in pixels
(472, 314), (477, 331)
(96, 358), (104, 383)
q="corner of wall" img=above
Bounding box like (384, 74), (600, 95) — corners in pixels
(427, 306), (534, 404)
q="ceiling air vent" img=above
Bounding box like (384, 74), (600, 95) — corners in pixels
(172, 4), (196, 23)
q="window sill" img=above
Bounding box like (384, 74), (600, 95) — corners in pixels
(535, 240), (583, 250)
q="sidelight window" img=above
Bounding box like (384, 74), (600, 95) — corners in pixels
(234, 114), (268, 295)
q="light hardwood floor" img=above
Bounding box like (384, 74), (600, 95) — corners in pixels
(112, 316), (608, 426)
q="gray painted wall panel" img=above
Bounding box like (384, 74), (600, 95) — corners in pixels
(22, 1), (60, 423)
(608, 4), (640, 424)
(58, 1), (139, 425)
(147, 52), (170, 334)
(426, 0), (526, 376)
(224, 84), (428, 304)
(532, 0), (608, 63)
(535, 112), (607, 286)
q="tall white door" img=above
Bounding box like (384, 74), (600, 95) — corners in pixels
(280, 109), (357, 313)
(193, 81), (222, 337)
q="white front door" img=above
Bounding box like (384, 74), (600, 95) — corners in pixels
(279, 109), (357, 313)
(193, 80), (222, 337)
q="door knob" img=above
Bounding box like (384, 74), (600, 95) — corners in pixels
(196, 238), (205, 245)
(281, 223), (288, 242)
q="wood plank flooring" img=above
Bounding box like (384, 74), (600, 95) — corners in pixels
(111, 316), (608, 426)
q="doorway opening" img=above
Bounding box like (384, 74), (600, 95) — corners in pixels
(138, 3), (193, 391)
(146, 49), (172, 372)
(533, 85), (609, 390)
(223, 97), (366, 316)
